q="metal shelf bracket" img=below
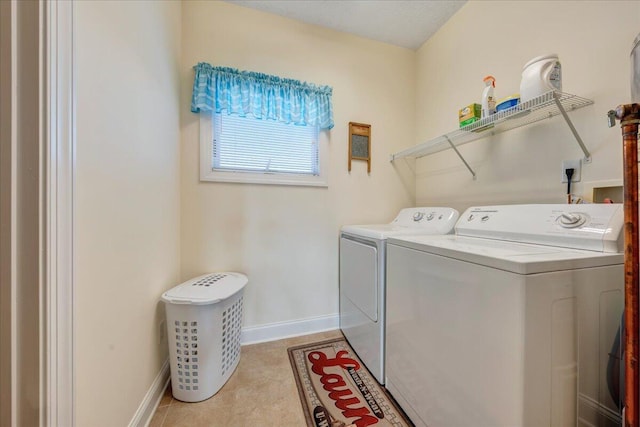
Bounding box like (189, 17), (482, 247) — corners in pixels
(445, 135), (476, 180)
(552, 92), (592, 163)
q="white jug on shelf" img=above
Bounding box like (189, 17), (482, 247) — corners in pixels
(519, 54), (562, 103)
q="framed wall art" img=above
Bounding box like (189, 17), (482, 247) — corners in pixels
(348, 122), (371, 173)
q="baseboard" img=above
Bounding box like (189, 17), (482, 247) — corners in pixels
(128, 358), (170, 427)
(241, 313), (339, 345)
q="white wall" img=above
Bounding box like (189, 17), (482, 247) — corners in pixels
(414, 1), (640, 213)
(75, 1), (181, 425)
(180, 1), (415, 331)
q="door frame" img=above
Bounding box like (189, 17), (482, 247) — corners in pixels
(44, 1), (75, 425)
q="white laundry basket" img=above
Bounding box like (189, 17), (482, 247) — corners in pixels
(161, 272), (248, 402)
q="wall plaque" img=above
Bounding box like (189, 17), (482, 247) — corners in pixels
(348, 122), (371, 173)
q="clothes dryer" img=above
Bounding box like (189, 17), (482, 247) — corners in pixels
(339, 207), (459, 385)
(386, 204), (625, 426)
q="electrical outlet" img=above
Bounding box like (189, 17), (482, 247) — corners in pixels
(561, 159), (581, 183)
(158, 319), (166, 345)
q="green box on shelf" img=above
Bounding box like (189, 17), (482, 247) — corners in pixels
(459, 117), (480, 128)
(458, 103), (481, 128)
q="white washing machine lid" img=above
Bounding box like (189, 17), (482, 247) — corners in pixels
(389, 204), (625, 275)
(341, 207), (459, 240)
(388, 234), (623, 275)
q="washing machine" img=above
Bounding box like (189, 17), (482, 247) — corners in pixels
(386, 204), (625, 427)
(339, 207), (459, 385)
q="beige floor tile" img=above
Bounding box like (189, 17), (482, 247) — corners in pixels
(150, 330), (342, 427)
(148, 406), (169, 427)
(158, 382), (174, 408)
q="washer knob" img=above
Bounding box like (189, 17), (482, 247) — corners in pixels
(558, 212), (586, 228)
(426, 213), (434, 221)
(413, 212), (424, 221)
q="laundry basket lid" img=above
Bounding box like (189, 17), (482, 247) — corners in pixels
(161, 272), (248, 305)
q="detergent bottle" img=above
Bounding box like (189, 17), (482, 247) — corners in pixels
(519, 54), (562, 103)
(481, 75), (496, 118)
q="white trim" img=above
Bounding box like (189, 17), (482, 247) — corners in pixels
(199, 113), (329, 187)
(9, 2), (19, 424)
(39, 2), (45, 424)
(45, 1), (75, 426)
(128, 359), (170, 427)
(240, 313), (339, 345)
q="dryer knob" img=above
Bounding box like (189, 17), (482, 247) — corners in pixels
(413, 212), (424, 221)
(426, 213), (434, 221)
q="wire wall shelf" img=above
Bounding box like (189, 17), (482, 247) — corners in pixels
(390, 91), (594, 179)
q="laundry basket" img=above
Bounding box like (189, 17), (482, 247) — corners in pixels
(161, 272), (248, 402)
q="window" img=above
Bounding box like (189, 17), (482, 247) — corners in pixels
(200, 113), (328, 187)
(191, 64), (333, 186)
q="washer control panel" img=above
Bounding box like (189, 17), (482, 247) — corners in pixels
(456, 204), (624, 253)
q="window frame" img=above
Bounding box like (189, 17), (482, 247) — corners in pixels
(199, 113), (328, 187)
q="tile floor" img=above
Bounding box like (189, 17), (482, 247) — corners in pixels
(149, 329), (343, 427)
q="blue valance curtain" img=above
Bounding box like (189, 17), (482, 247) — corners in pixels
(190, 63), (334, 130)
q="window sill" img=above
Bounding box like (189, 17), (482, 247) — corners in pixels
(200, 170), (328, 187)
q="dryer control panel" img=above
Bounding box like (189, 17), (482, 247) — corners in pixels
(456, 204), (624, 253)
(342, 207), (459, 240)
(392, 207), (459, 231)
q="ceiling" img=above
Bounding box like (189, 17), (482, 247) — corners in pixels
(224, 1), (467, 50)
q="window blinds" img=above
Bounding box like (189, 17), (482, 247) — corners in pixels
(212, 113), (319, 176)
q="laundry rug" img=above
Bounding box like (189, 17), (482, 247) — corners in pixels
(287, 338), (414, 427)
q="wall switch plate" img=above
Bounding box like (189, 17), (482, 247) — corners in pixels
(561, 159), (581, 183)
